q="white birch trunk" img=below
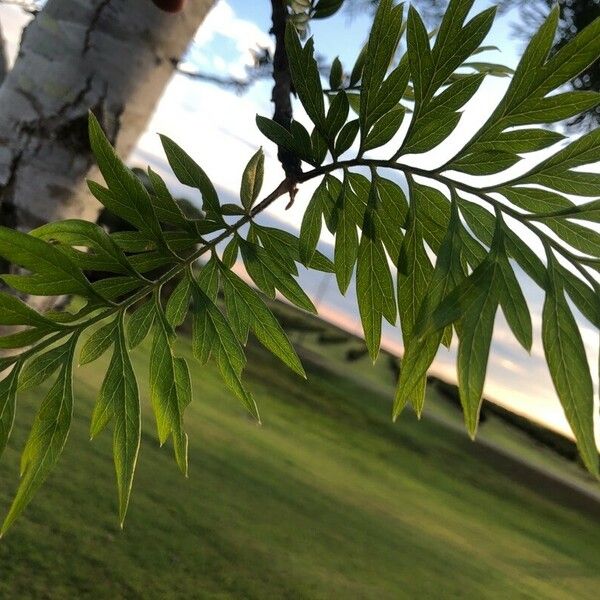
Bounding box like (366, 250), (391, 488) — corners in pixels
(0, 0), (215, 232)
(0, 17), (7, 83)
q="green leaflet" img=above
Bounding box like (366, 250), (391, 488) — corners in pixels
(239, 240), (316, 313)
(329, 56), (343, 90)
(253, 224), (297, 275)
(127, 301), (156, 349)
(322, 175), (342, 232)
(420, 249), (497, 339)
(407, 6), (433, 110)
(0, 364), (21, 459)
(89, 114), (165, 245)
(449, 151), (520, 176)
(543, 218), (600, 258)
(166, 276), (192, 328)
(546, 199), (600, 223)
(0, 227), (96, 299)
(350, 174), (408, 265)
(413, 184), (451, 254)
(18, 342), (73, 392)
(127, 251), (171, 273)
(255, 225), (334, 274)
(394, 203), (464, 418)
(359, 0), (404, 134)
(499, 186), (574, 214)
(429, 5), (496, 94)
(222, 236), (239, 268)
(458, 197), (494, 246)
(159, 134), (222, 221)
(299, 180), (326, 266)
(240, 149), (265, 211)
(220, 266), (305, 378)
(363, 105), (405, 152)
(285, 24), (326, 133)
(497, 251), (532, 352)
(333, 174), (359, 294)
(311, 125), (328, 166)
(538, 12), (600, 96)
(507, 91), (600, 125)
(190, 279), (259, 421)
(463, 61), (513, 78)
(369, 61), (410, 127)
(521, 126), (600, 180)
(349, 41), (367, 87)
(92, 277), (145, 301)
(221, 204), (245, 218)
(191, 283), (216, 365)
(418, 225), (508, 438)
(172, 357), (192, 476)
(1, 336), (77, 536)
(255, 116), (296, 155)
(397, 186), (434, 344)
(313, 0), (344, 20)
(290, 121), (315, 164)
(456, 260), (499, 438)
(334, 119), (360, 158)
(406, 0), (495, 150)
(403, 112), (462, 155)
(521, 171), (600, 198)
(147, 167), (191, 229)
(469, 128), (564, 154)
(196, 257), (220, 302)
(558, 266), (600, 328)
(0, 327), (55, 351)
(241, 239), (275, 297)
(458, 198), (548, 293)
(80, 318), (118, 365)
(31, 219), (138, 277)
(149, 302), (191, 473)
(420, 73), (485, 118)
(326, 91), (349, 143)
(356, 197), (397, 362)
(90, 315), (141, 524)
(542, 254), (598, 476)
(472, 7), (600, 145)
(503, 6), (558, 109)
(502, 227), (546, 288)
(0, 291), (58, 329)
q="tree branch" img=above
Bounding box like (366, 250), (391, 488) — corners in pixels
(270, 0), (302, 183)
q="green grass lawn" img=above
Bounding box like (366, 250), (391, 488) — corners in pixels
(1, 330), (599, 599)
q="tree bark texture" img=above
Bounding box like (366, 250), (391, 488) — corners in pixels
(0, 17), (7, 84)
(0, 0), (215, 233)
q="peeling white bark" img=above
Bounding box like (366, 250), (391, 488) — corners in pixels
(0, 0), (215, 231)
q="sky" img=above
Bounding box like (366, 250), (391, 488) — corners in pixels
(1, 1), (598, 439)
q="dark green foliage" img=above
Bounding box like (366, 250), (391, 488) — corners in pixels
(0, 0), (599, 532)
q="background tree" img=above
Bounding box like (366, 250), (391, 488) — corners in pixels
(0, 19), (7, 84)
(0, 0), (215, 237)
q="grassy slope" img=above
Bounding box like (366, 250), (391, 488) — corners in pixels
(1, 334), (599, 599)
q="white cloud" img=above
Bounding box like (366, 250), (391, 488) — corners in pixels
(184, 1), (274, 82)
